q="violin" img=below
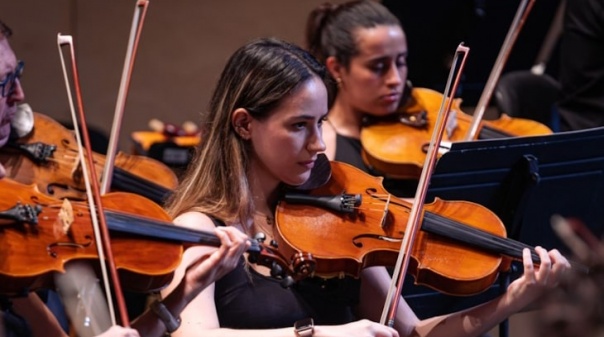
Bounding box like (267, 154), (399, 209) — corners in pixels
(274, 160), (569, 296)
(360, 87), (553, 179)
(0, 112), (178, 204)
(0, 178), (290, 296)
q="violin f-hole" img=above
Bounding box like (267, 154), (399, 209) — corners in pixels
(47, 235), (93, 258)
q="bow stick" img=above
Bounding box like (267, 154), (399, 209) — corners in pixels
(101, 0), (149, 194)
(464, 0), (536, 141)
(380, 43), (471, 327)
(57, 34), (130, 327)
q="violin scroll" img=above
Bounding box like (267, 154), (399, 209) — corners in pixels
(248, 232), (316, 288)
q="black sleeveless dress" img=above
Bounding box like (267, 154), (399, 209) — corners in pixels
(214, 258), (359, 329)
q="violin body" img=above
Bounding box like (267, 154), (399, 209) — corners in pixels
(0, 112), (178, 203)
(275, 160), (516, 296)
(360, 87), (553, 179)
(0, 177), (296, 296)
(0, 178), (182, 296)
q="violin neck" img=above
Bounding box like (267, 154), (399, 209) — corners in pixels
(422, 211), (539, 263)
(423, 213), (587, 273)
(111, 167), (171, 204)
(477, 126), (512, 140)
(105, 210), (260, 254)
(106, 210), (214, 244)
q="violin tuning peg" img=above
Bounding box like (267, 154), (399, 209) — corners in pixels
(280, 276), (295, 289)
(247, 254), (257, 264)
(270, 261), (284, 279)
(254, 232), (266, 243)
(270, 239), (278, 248)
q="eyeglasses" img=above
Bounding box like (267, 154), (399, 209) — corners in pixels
(0, 60), (24, 98)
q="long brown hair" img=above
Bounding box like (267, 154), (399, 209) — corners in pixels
(166, 38), (328, 227)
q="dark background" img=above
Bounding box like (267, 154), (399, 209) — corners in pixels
(383, 0), (563, 106)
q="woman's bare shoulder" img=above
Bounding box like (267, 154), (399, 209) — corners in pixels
(173, 211), (216, 231)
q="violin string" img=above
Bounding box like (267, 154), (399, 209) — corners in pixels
(352, 206), (390, 212)
(338, 194), (541, 263)
(43, 150), (169, 203)
(424, 212), (540, 262)
(341, 195), (537, 262)
(34, 204), (226, 247)
(43, 155), (78, 166)
(38, 197), (550, 277)
(62, 153), (98, 167)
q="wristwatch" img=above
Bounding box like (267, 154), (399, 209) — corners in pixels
(150, 299), (181, 333)
(294, 318), (314, 337)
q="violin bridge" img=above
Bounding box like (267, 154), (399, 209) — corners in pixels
(380, 194), (391, 229)
(445, 109), (458, 138)
(57, 199), (74, 236)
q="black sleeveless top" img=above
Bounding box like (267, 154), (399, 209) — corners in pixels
(334, 134), (417, 198)
(210, 214), (358, 328)
(214, 258), (359, 329)
(334, 133), (372, 174)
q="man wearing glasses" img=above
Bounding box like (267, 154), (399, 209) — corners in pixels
(0, 20), (25, 178)
(0, 19), (141, 337)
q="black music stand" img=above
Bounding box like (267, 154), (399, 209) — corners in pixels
(427, 126), (604, 249)
(413, 126), (604, 336)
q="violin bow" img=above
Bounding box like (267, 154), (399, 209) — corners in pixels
(57, 34), (130, 327)
(463, 0), (536, 141)
(531, 0), (565, 75)
(100, 0), (149, 194)
(380, 43), (471, 327)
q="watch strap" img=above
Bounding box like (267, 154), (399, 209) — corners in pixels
(294, 318), (314, 337)
(150, 299), (181, 333)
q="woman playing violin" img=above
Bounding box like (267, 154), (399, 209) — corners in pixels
(0, 18), (250, 337)
(307, 0), (551, 190)
(161, 36), (569, 337)
(306, 0), (426, 198)
(305, 1), (407, 172)
(304, 0), (565, 327)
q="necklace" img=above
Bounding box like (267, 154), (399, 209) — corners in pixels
(253, 211), (274, 237)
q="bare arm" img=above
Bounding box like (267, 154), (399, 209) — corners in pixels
(359, 246), (570, 337)
(10, 293), (69, 337)
(133, 213), (249, 337)
(164, 213), (399, 337)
